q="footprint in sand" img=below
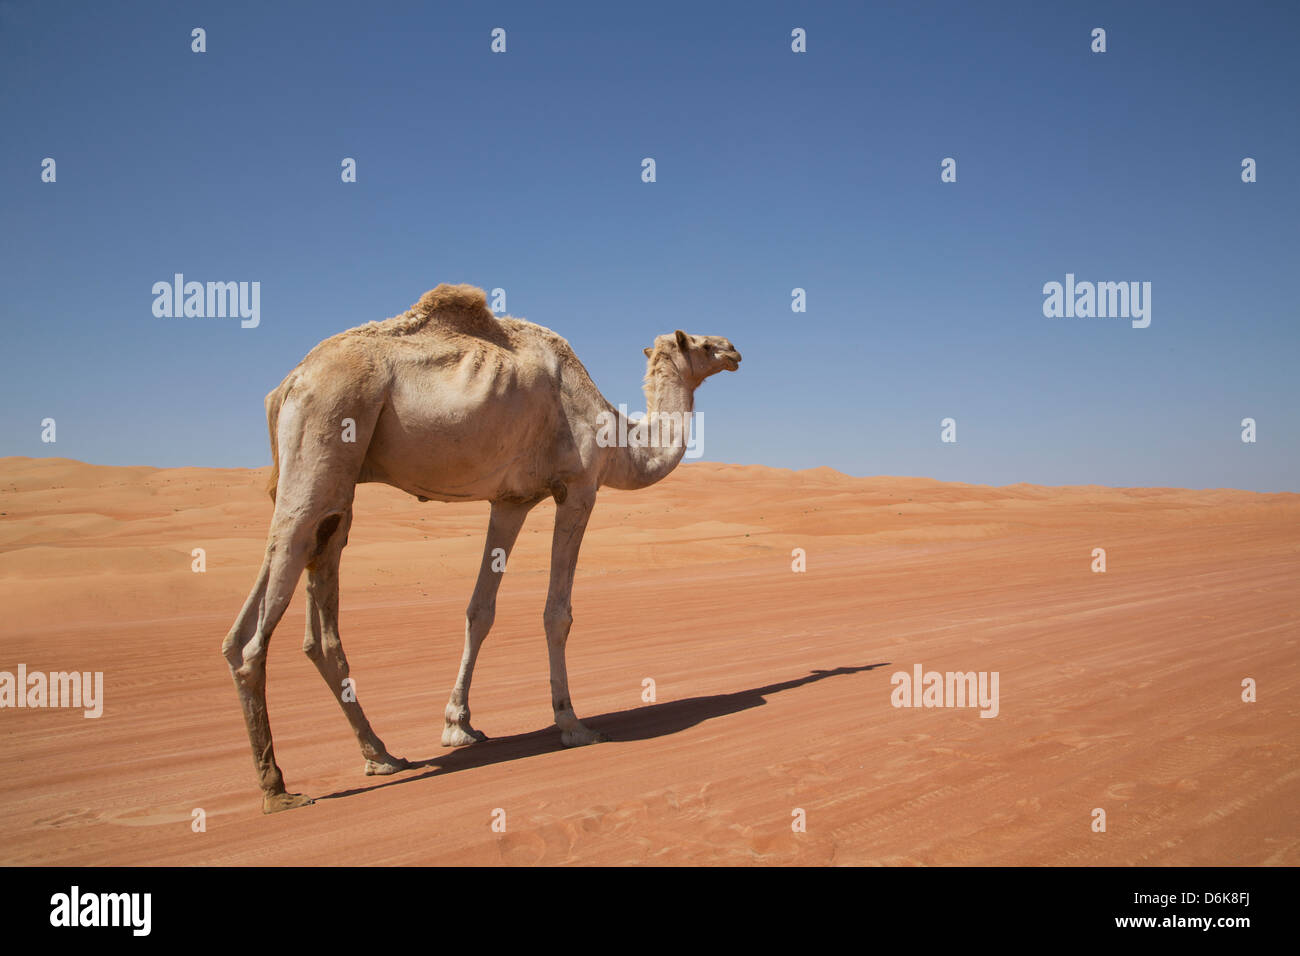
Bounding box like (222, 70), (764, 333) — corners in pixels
(33, 808), (101, 829)
(893, 733), (933, 745)
(105, 807), (206, 827)
(495, 830), (548, 865)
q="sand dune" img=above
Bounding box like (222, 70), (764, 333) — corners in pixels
(0, 456), (1295, 864)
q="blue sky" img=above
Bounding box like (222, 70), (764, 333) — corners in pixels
(2, 0), (1296, 491)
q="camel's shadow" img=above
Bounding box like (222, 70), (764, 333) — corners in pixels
(316, 662), (890, 804)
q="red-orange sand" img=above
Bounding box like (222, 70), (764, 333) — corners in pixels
(0, 456), (1295, 865)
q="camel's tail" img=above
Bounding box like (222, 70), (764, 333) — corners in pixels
(264, 382), (285, 502)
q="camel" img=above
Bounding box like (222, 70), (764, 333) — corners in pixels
(221, 284), (741, 812)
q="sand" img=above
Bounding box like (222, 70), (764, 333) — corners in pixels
(0, 456), (1295, 865)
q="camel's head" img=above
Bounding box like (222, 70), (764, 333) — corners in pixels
(645, 330), (742, 384)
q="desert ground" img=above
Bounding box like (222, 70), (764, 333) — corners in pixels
(0, 456), (1295, 865)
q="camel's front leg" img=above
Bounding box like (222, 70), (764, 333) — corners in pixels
(545, 485), (607, 746)
(443, 500), (532, 746)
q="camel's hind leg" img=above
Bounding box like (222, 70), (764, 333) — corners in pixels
(223, 387), (378, 812)
(442, 499), (532, 746)
(222, 514), (321, 813)
(303, 507), (410, 775)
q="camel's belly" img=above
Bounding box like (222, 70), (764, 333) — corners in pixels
(364, 426), (553, 501)
(361, 362), (567, 502)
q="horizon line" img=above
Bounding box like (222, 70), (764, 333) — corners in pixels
(3, 455), (1296, 498)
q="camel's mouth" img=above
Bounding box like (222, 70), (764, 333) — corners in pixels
(721, 352), (742, 371)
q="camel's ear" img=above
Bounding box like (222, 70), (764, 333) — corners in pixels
(674, 329), (690, 350)
(643, 347), (653, 358)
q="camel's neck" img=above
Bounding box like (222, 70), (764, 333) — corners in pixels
(602, 351), (697, 490)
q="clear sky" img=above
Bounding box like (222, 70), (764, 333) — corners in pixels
(2, 0), (1296, 491)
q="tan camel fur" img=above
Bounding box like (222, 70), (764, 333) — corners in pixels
(221, 284), (741, 812)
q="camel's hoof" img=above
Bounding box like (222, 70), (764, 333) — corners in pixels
(441, 724), (488, 747)
(263, 791), (314, 814)
(560, 727), (609, 748)
(364, 756), (412, 776)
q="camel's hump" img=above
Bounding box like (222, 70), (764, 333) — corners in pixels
(343, 283), (510, 340)
(409, 283), (496, 331)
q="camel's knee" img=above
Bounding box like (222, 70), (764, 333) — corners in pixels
(229, 638), (269, 687)
(543, 603), (572, 637)
(467, 600), (496, 636)
(222, 617), (262, 669)
(223, 565), (273, 662)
